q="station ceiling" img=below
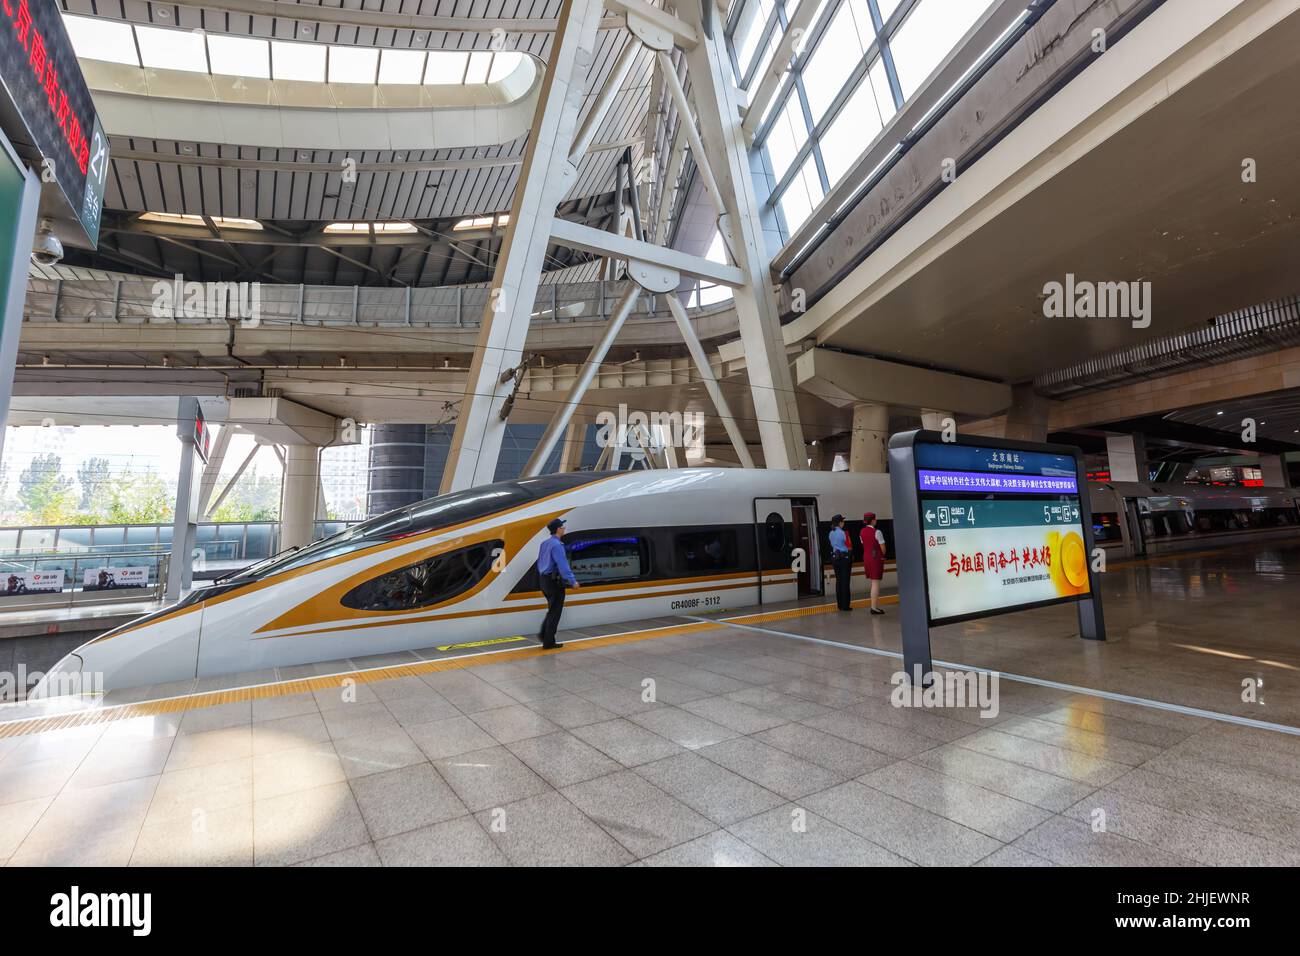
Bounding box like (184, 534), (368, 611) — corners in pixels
(56, 0), (664, 287)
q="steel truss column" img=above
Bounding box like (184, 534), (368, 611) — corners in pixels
(196, 425), (233, 516)
(665, 294), (754, 468)
(678, 10), (807, 470)
(440, 0), (607, 493)
(523, 284), (642, 476)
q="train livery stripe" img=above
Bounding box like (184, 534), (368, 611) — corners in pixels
(257, 573), (800, 640)
(90, 475), (622, 643)
(0, 595), (896, 740)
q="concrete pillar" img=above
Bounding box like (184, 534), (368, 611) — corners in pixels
(920, 409), (952, 432)
(1004, 384), (1050, 443)
(558, 421), (587, 473)
(849, 403), (889, 473)
(280, 445), (322, 550)
(1106, 433), (1149, 483)
(167, 398), (204, 601)
(1260, 454), (1291, 488)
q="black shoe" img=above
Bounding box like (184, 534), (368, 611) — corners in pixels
(542, 642), (563, 650)
(870, 608), (885, 615)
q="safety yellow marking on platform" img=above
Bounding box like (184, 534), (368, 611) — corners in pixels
(436, 636), (528, 652)
(0, 619), (719, 740)
(0, 592), (912, 740)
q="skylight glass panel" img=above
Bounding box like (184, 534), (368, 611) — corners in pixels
(464, 51), (492, 84)
(487, 52), (524, 82)
(61, 14), (140, 67)
(207, 35), (270, 79)
(272, 41), (326, 82)
(890, 0), (995, 100)
(423, 51), (468, 84)
(329, 45), (380, 84)
(378, 50), (426, 84)
(136, 24), (207, 73)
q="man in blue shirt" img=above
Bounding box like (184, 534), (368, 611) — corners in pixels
(828, 514), (853, 611)
(536, 517), (580, 649)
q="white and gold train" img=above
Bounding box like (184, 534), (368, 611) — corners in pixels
(36, 469), (895, 696)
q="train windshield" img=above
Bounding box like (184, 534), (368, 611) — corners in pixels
(226, 472), (610, 582)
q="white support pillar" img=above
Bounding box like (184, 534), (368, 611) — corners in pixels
(921, 409), (953, 432)
(280, 445), (322, 551)
(1106, 434), (1149, 483)
(558, 421), (588, 473)
(850, 403), (889, 473)
(167, 398), (204, 602)
(678, 11), (806, 470)
(441, 0), (607, 493)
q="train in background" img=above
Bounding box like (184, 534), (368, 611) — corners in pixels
(1087, 481), (1300, 555)
(34, 469), (896, 697)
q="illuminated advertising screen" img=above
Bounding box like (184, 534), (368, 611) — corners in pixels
(914, 442), (1090, 625)
(0, 0), (108, 245)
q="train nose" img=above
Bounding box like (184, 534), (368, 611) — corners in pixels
(28, 652), (88, 700)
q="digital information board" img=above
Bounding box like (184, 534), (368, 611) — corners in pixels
(889, 431), (1105, 682)
(0, 0), (108, 246)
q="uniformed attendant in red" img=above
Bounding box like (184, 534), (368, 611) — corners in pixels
(860, 512), (886, 615)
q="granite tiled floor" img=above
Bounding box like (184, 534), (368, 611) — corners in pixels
(4, 619), (1300, 866)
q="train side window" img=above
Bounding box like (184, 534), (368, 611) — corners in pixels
(341, 540), (500, 611)
(675, 529), (739, 573)
(763, 512), (786, 552)
(565, 534), (649, 585)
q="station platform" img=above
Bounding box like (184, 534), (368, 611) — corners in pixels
(1, 538), (1299, 867)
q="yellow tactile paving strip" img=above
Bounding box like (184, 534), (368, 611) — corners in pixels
(7, 536), (1247, 741)
(0, 593), (911, 740)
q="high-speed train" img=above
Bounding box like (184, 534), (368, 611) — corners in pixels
(1087, 481), (1299, 553)
(36, 469), (895, 697)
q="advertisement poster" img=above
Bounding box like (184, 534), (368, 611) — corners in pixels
(82, 566), (149, 590)
(567, 538), (642, 582)
(922, 498), (1090, 622)
(1, 569), (65, 596)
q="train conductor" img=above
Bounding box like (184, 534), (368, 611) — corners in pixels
(536, 518), (580, 649)
(829, 514), (853, 611)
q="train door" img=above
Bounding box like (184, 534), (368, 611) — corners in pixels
(753, 498), (796, 605)
(1125, 499), (1148, 556)
(790, 499), (822, 596)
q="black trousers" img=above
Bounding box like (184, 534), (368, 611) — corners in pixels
(832, 553), (853, 610)
(538, 573), (567, 647)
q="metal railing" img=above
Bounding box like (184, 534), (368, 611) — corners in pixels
(0, 519), (355, 565)
(0, 548), (170, 611)
(23, 275), (735, 329)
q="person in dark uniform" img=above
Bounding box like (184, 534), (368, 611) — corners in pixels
(536, 518), (579, 649)
(828, 514), (853, 611)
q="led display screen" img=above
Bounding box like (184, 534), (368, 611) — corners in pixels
(914, 442), (1090, 624)
(0, 0), (107, 245)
